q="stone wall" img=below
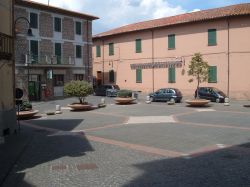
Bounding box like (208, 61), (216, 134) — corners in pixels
(62, 17), (74, 40)
(39, 12), (53, 37)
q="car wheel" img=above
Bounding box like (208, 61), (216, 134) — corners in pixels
(215, 98), (220, 103)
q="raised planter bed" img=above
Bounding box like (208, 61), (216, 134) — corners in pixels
(16, 110), (39, 119)
(114, 97), (136, 104)
(185, 99), (210, 107)
(68, 103), (92, 111)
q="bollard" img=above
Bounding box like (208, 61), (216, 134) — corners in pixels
(101, 98), (105, 104)
(224, 97), (230, 106)
(55, 105), (62, 114)
(145, 95), (151, 104)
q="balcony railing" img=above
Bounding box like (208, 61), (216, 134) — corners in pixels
(25, 54), (75, 65)
(0, 33), (13, 60)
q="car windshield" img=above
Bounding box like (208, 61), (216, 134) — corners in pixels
(212, 88), (226, 96)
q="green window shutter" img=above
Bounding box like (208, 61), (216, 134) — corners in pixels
(30, 40), (38, 63)
(30, 13), (38, 29)
(54, 17), (61, 32)
(75, 21), (81, 35)
(135, 39), (141, 53)
(208, 66), (217, 83)
(136, 69), (142, 83)
(208, 29), (217, 46)
(76, 45), (82, 58)
(109, 43), (114, 56)
(55, 43), (61, 64)
(168, 67), (176, 83)
(96, 45), (101, 57)
(168, 34), (175, 49)
(109, 70), (114, 83)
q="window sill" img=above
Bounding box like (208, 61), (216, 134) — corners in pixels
(168, 48), (175, 50)
(208, 44), (217, 46)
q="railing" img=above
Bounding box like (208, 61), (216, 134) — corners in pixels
(25, 54), (75, 65)
(0, 32), (13, 60)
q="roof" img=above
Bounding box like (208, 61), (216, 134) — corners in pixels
(94, 3), (250, 39)
(15, 0), (99, 20)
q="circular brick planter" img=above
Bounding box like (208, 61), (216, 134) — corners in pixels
(185, 99), (210, 107)
(68, 103), (92, 111)
(114, 97), (136, 104)
(16, 110), (39, 119)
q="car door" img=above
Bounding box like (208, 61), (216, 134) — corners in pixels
(166, 89), (174, 101)
(154, 89), (163, 101)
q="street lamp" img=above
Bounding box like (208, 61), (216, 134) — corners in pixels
(14, 17), (33, 101)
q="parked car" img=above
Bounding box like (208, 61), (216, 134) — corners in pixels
(149, 88), (182, 102)
(93, 84), (120, 97)
(195, 87), (226, 103)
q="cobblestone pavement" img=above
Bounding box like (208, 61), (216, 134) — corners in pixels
(1, 96), (250, 186)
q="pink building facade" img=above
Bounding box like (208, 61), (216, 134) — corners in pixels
(93, 4), (250, 100)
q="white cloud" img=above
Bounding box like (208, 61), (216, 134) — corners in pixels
(30, 0), (186, 34)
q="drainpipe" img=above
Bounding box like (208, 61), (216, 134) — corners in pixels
(102, 39), (104, 85)
(227, 18), (230, 97)
(151, 29), (155, 92)
(86, 20), (90, 83)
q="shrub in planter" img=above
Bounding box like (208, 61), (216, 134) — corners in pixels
(117, 89), (132, 98)
(20, 100), (32, 111)
(64, 80), (93, 104)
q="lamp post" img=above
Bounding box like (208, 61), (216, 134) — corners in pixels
(14, 17), (33, 101)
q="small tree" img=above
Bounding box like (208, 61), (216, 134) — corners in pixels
(188, 53), (209, 98)
(64, 80), (93, 104)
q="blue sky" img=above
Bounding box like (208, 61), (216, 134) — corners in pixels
(32, 0), (250, 34)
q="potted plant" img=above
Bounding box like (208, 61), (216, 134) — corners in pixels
(186, 53), (210, 106)
(114, 89), (136, 104)
(64, 80), (93, 111)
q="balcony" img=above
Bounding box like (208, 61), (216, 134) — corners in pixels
(0, 33), (13, 60)
(23, 54), (75, 67)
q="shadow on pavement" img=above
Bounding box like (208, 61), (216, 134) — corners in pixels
(1, 119), (94, 187)
(123, 142), (250, 187)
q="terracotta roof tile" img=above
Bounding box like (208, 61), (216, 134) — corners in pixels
(94, 3), (250, 38)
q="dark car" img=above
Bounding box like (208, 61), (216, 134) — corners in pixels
(94, 84), (120, 97)
(149, 88), (182, 103)
(195, 87), (226, 103)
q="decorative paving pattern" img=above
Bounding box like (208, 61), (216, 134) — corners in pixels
(125, 116), (176, 124)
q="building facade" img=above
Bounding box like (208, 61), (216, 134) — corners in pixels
(93, 3), (250, 100)
(0, 0), (16, 140)
(15, 0), (98, 101)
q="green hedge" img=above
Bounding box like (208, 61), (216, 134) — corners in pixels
(20, 101), (32, 111)
(117, 89), (132, 98)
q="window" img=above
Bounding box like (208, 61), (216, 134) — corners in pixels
(75, 21), (81, 35)
(208, 29), (217, 46)
(135, 39), (141, 53)
(30, 12), (38, 29)
(109, 70), (114, 83)
(76, 45), (82, 58)
(168, 34), (175, 49)
(74, 74), (84, 81)
(54, 17), (61, 32)
(96, 45), (101, 57)
(208, 66), (217, 83)
(54, 43), (61, 64)
(109, 43), (114, 56)
(168, 67), (176, 83)
(30, 40), (38, 63)
(136, 69), (142, 83)
(53, 75), (64, 86)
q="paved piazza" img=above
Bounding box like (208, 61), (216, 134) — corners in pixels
(2, 96), (250, 186)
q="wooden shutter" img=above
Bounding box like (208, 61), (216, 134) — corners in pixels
(208, 29), (217, 46)
(30, 13), (38, 29)
(75, 21), (81, 35)
(55, 43), (61, 64)
(135, 39), (141, 53)
(208, 66), (217, 83)
(109, 70), (114, 83)
(54, 17), (61, 32)
(168, 34), (175, 49)
(96, 46), (101, 57)
(109, 43), (114, 56)
(76, 45), (82, 58)
(168, 67), (176, 83)
(136, 69), (142, 83)
(30, 40), (38, 63)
